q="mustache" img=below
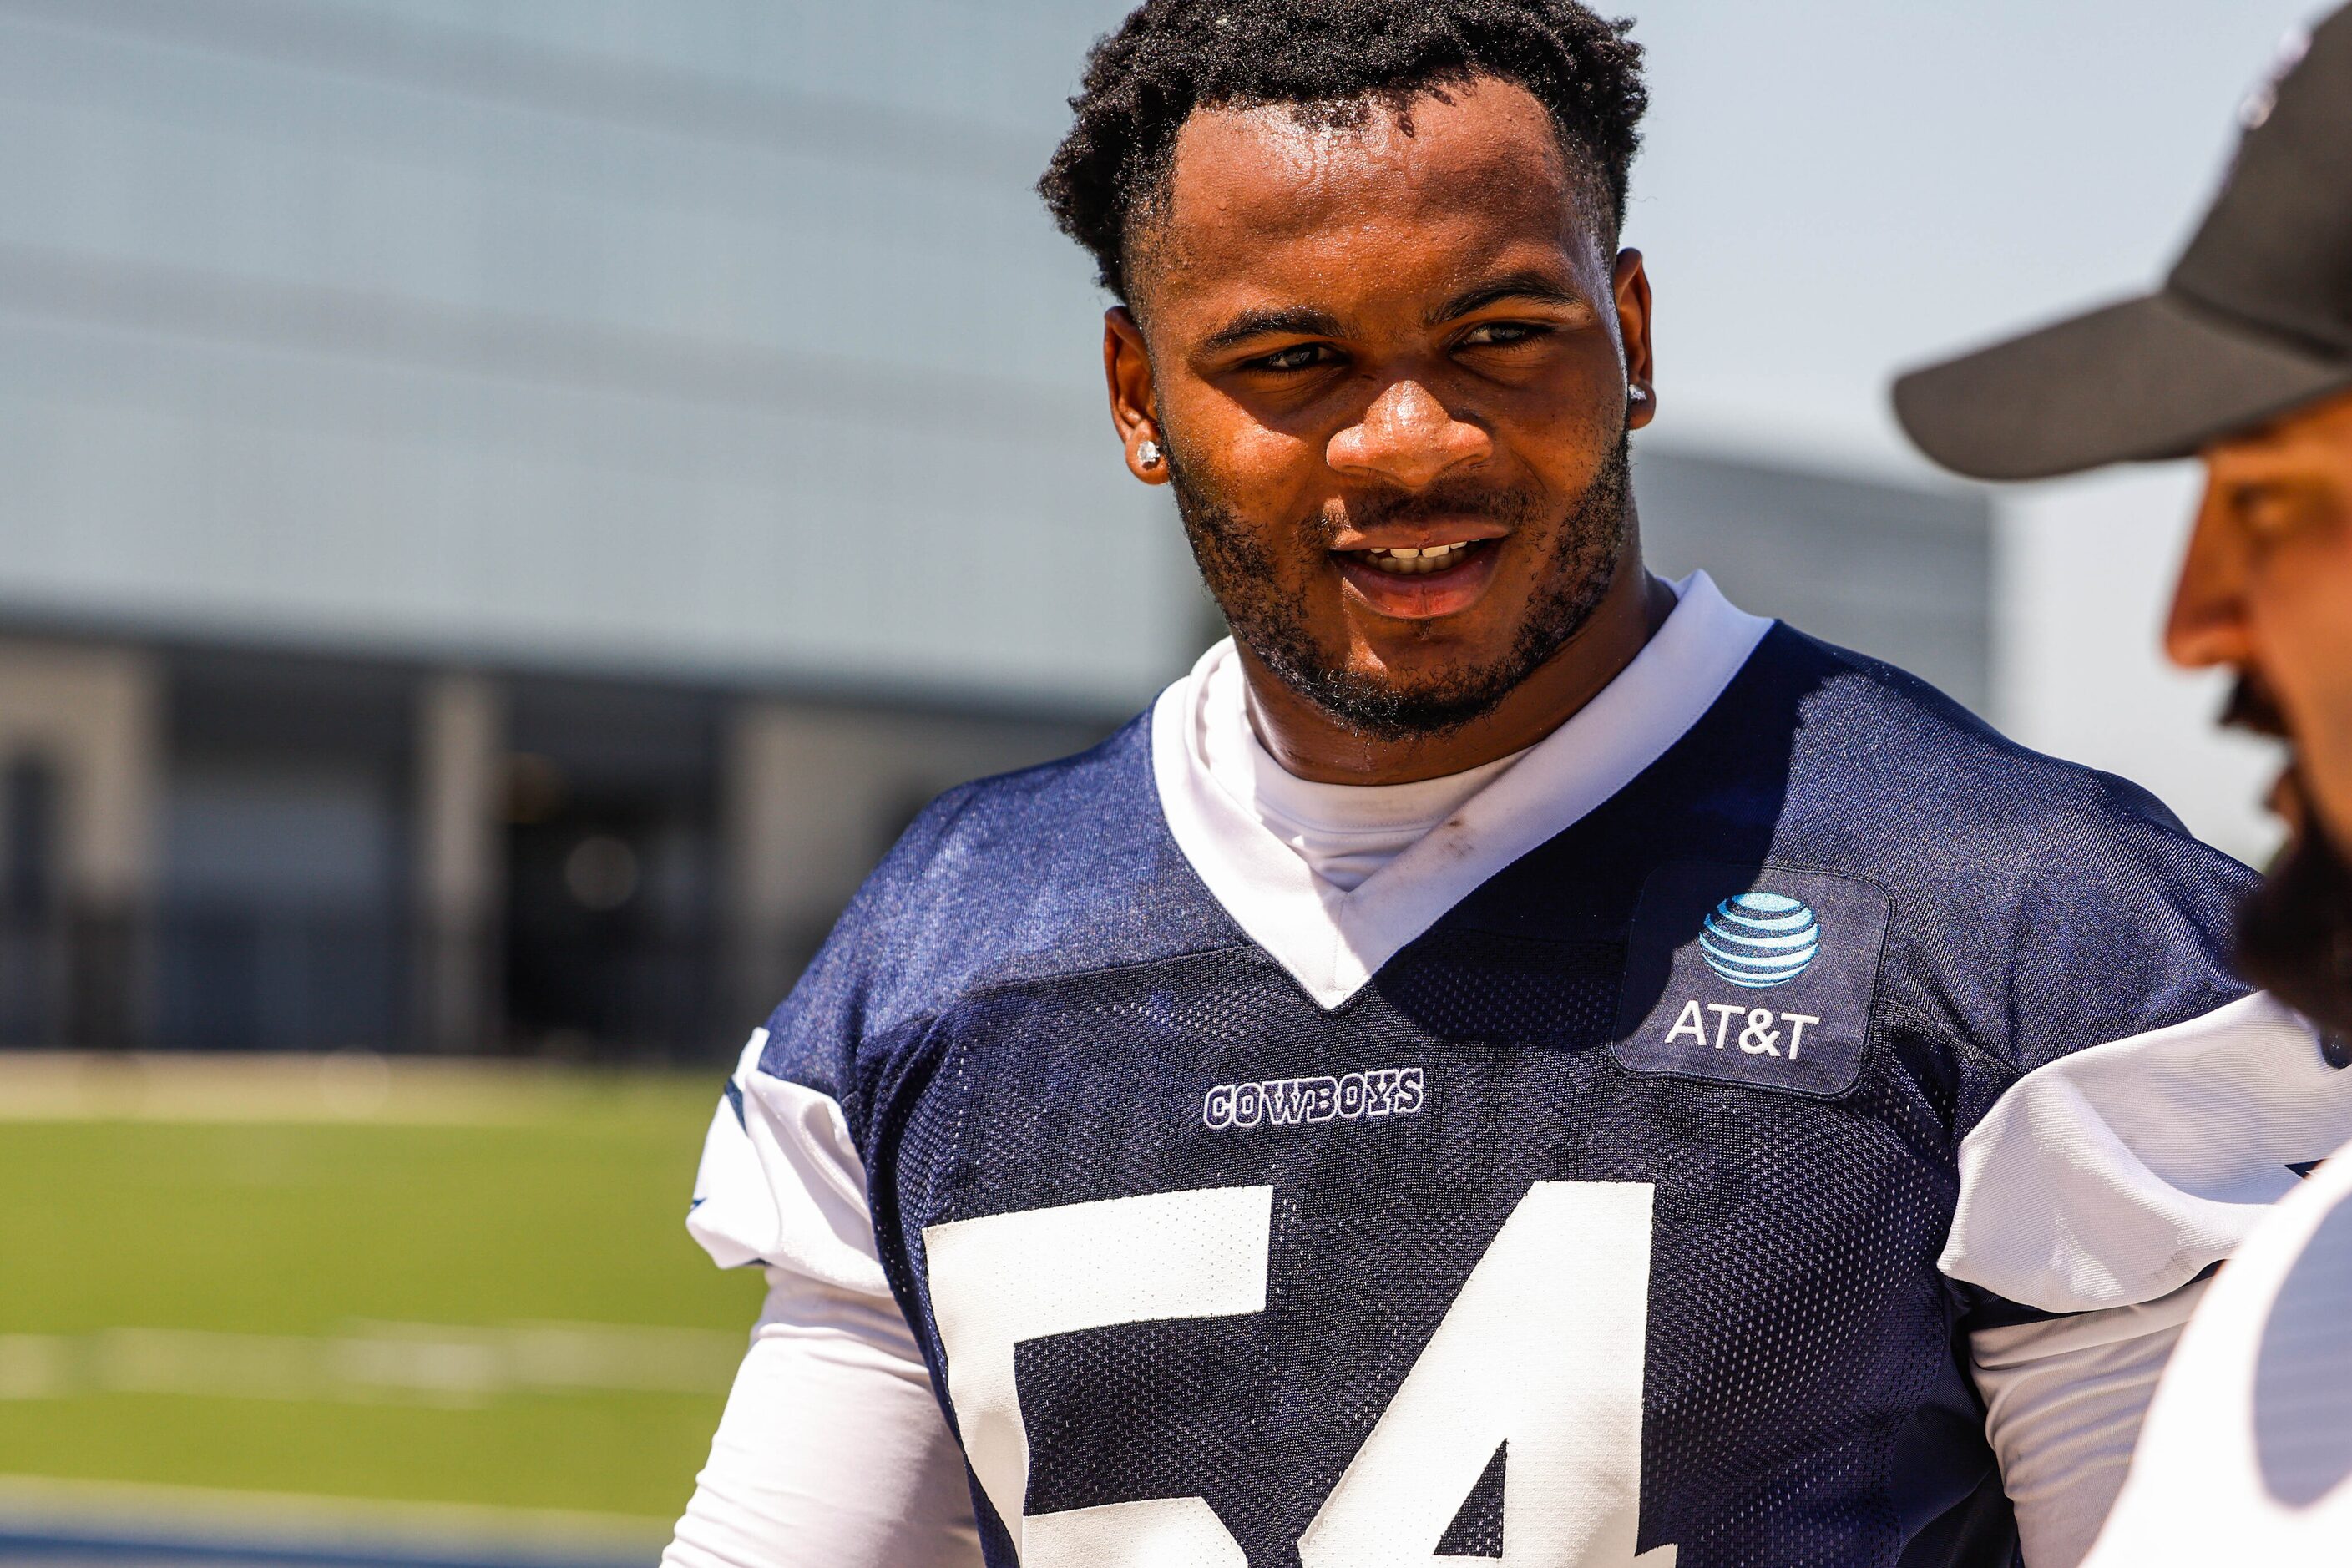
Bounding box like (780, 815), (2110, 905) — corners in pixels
(1161, 442), (1538, 549)
(1329, 479), (1537, 539)
(2221, 674), (2293, 741)
(2236, 812), (2352, 1044)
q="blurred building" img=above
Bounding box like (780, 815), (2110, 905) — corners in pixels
(0, 0), (1990, 1059)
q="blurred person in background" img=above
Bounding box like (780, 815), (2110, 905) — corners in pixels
(1899, 8), (2352, 1560)
(665, 3), (2352, 1565)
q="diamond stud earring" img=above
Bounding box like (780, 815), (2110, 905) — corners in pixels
(1136, 439), (1165, 472)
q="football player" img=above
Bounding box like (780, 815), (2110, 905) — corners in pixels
(666, 4), (2352, 1565)
(1897, 9), (2352, 1560)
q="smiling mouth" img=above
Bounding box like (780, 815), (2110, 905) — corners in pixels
(1348, 539), (1488, 576)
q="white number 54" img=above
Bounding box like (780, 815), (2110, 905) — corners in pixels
(925, 1181), (1677, 1566)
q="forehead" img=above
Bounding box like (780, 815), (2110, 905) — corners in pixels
(2212, 386), (2352, 473)
(1146, 77), (1600, 315)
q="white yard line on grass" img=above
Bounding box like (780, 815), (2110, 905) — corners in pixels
(0, 1050), (690, 1124)
(0, 1321), (744, 1406)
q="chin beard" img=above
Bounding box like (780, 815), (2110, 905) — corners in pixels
(2236, 801), (2352, 1049)
(1169, 436), (1635, 742)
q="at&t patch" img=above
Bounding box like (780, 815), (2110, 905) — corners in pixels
(1611, 862), (1893, 1097)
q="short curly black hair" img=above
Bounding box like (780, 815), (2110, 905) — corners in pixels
(1040, 0), (1647, 302)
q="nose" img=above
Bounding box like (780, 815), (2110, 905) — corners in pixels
(1325, 377), (1491, 491)
(2164, 470), (2258, 671)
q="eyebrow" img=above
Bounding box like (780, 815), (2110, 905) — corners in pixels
(1426, 271), (1586, 326)
(1200, 306), (1349, 355)
(1197, 271), (1588, 355)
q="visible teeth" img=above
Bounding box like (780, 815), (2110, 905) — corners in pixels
(1360, 540), (1477, 575)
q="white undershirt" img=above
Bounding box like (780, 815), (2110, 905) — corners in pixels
(1191, 640), (1530, 893)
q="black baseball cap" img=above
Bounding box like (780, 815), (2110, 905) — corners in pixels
(1895, 8), (2352, 481)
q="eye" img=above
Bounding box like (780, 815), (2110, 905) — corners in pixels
(1250, 343), (1336, 373)
(2228, 480), (2333, 541)
(1457, 321), (1549, 350)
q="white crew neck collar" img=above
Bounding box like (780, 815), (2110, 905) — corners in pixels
(1194, 645), (1532, 891)
(1150, 571), (1773, 1009)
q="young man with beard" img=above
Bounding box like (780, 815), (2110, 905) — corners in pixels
(665, 5), (2352, 1565)
(1898, 10), (2352, 1559)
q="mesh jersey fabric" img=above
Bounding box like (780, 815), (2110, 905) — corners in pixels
(705, 619), (2318, 1567)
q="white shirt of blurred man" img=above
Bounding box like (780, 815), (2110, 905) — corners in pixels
(1896, 9), (2352, 1560)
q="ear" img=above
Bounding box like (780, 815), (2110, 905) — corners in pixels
(1104, 306), (1171, 485)
(1613, 248), (1657, 431)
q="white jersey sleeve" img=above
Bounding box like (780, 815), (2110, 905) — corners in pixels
(684, 1029), (894, 1292)
(1940, 993), (2352, 1314)
(665, 1033), (981, 1568)
(1936, 991), (2352, 1560)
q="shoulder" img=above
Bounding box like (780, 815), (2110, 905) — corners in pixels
(1767, 625), (2239, 874)
(1714, 635), (2352, 1314)
(1752, 627), (2257, 1069)
(756, 710), (1237, 1100)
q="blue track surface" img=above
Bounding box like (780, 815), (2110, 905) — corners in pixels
(0, 1525), (644, 1568)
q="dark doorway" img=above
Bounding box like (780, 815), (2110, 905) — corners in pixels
(500, 680), (722, 1060)
(0, 756), (59, 1044)
(156, 653), (412, 1052)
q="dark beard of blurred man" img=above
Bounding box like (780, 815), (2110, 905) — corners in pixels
(1166, 433), (1634, 742)
(2224, 677), (2352, 1044)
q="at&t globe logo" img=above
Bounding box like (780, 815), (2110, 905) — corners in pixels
(1699, 892), (1822, 989)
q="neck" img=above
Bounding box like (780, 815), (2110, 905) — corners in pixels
(1240, 555), (1677, 787)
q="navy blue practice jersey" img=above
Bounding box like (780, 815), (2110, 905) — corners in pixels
(689, 589), (2351, 1568)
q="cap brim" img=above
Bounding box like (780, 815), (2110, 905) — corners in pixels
(1893, 291), (2352, 482)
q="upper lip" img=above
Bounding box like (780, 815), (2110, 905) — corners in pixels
(1328, 523), (1509, 554)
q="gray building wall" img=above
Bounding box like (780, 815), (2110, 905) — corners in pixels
(0, 0), (1997, 1056)
(1638, 447), (1993, 714)
(0, 0), (1188, 708)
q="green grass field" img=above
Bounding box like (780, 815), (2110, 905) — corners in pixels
(0, 1059), (765, 1527)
